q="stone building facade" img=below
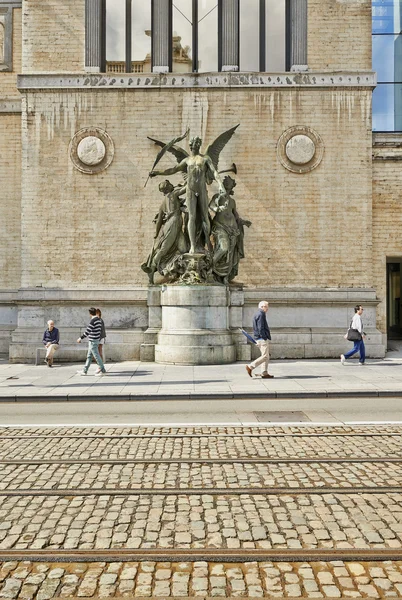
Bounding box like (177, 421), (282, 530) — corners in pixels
(0, 0), (397, 362)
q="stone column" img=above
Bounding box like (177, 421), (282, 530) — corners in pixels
(85, 0), (105, 72)
(221, 0), (239, 72)
(289, 0), (308, 72)
(152, 0), (171, 73)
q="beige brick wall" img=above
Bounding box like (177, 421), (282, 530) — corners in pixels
(1, 7), (21, 99)
(22, 0), (84, 73)
(0, 8), (22, 290)
(373, 152), (402, 333)
(308, 0), (372, 71)
(0, 114), (21, 289)
(20, 87), (373, 290)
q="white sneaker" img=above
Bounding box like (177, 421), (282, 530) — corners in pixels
(358, 362), (365, 366)
(340, 354), (346, 365)
(76, 370), (87, 376)
(95, 368), (101, 374)
(95, 370), (106, 377)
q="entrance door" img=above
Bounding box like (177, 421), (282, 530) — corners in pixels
(387, 260), (402, 339)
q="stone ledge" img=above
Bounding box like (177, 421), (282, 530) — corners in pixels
(13, 288), (148, 303)
(17, 71), (377, 91)
(0, 389), (401, 402)
(373, 132), (402, 147)
(244, 288), (379, 303)
(0, 100), (21, 113)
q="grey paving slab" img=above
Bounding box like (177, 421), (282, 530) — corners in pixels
(0, 358), (401, 401)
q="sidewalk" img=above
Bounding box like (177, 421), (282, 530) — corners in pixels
(0, 356), (401, 400)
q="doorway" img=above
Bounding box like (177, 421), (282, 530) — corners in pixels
(387, 259), (402, 339)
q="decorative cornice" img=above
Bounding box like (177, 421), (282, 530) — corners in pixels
(373, 132), (402, 147)
(0, 99), (21, 113)
(17, 71), (377, 91)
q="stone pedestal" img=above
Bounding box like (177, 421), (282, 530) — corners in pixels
(154, 285), (237, 365)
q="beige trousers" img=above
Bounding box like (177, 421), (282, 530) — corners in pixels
(249, 339), (270, 374)
(45, 343), (59, 364)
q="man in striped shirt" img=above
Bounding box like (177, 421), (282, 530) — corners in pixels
(76, 307), (106, 376)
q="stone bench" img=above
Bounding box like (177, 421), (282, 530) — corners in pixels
(35, 345), (106, 366)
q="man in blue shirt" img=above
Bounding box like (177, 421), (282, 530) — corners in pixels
(42, 320), (60, 367)
(246, 301), (274, 379)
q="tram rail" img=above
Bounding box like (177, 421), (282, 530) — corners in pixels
(1, 456), (402, 464)
(1, 432), (402, 439)
(0, 548), (401, 563)
(0, 485), (401, 496)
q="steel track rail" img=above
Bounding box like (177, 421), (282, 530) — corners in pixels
(0, 432), (401, 440)
(0, 457), (401, 465)
(0, 548), (401, 563)
(0, 485), (400, 497)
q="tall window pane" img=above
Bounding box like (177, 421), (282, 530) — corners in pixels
(266, 0), (285, 71)
(373, 84), (402, 131)
(372, 1), (402, 131)
(106, 0), (125, 66)
(132, 1), (152, 73)
(172, 0), (193, 73)
(372, 0), (402, 33)
(240, 0), (260, 71)
(373, 34), (402, 81)
(0, 17), (4, 65)
(198, 0), (218, 72)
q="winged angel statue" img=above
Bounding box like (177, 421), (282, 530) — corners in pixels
(142, 125), (249, 284)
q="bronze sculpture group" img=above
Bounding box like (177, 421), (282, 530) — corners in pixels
(141, 125), (251, 285)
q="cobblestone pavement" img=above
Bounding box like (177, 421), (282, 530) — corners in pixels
(0, 461), (400, 491)
(1, 493), (402, 551)
(1, 435), (402, 462)
(1, 426), (402, 436)
(1, 426), (402, 598)
(2, 560), (402, 598)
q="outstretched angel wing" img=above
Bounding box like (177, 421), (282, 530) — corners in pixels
(205, 124), (239, 171)
(147, 137), (189, 164)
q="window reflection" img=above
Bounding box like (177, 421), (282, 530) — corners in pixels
(240, 1), (260, 71)
(198, 0), (218, 72)
(373, 34), (402, 82)
(372, 1), (402, 130)
(104, 0), (288, 75)
(373, 84), (402, 131)
(372, 0), (402, 33)
(106, 0), (125, 63)
(106, 0), (151, 73)
(266, 0), (286, 71)
(172, 0), (192, 73)
(0, 17), (4, 65)
(132, 0), (151, 72)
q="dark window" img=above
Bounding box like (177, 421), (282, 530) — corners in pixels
(372, 0), (402, 131)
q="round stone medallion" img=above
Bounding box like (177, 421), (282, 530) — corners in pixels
(69, 127), (114, 174)
(285, 134), (316, 165)
(77, 136), (106, 166)
(277, 126), (324, 174)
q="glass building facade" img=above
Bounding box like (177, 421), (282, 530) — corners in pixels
(373, 0), (402, 131)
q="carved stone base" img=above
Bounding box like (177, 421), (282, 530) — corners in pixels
(178, 253), (215, 285)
